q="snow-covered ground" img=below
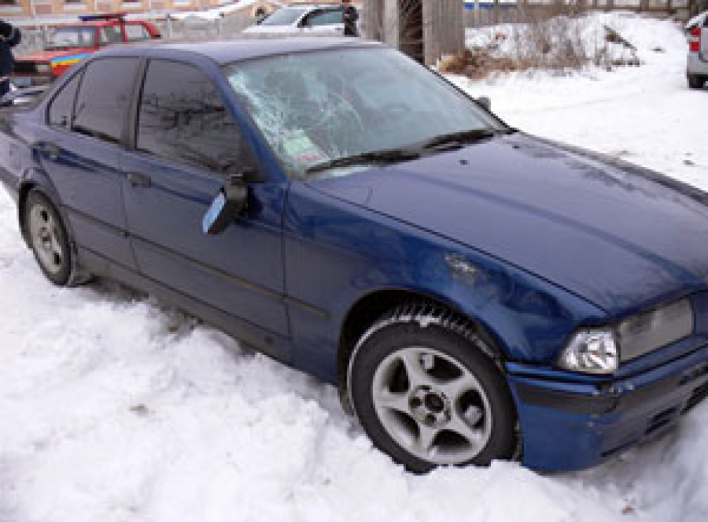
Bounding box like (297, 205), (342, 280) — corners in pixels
(1, 13), (707, 522)
(456, 13), (708, 189)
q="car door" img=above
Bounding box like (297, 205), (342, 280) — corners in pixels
(120, 58), (290, 348)
(300, 9), (345, 36)
(34, 58), (140, 268)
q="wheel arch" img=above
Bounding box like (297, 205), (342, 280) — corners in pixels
(18, 180), (37, 245)
(18, 174), (89, 286)
(17, 168), (62, 246)
(337, 288), (509, 392)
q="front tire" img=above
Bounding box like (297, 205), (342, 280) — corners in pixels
(348, 307), (517, 473)
(25, 191), (74, 286)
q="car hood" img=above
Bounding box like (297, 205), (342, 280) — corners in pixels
(16, 49), (91, 63)
(311, 133), (708, 316)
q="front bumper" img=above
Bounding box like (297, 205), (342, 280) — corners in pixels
(507, 342), (708, 472)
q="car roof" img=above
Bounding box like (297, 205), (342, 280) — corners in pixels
(97, 37), (382, 65)
(53, 20), (150, 28)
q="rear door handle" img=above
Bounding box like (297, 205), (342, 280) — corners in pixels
(126, 172), (151, 188)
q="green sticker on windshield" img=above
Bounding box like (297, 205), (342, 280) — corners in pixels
(282, 132), (327, 165)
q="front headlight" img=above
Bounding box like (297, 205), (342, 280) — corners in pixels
(557, 329), (618, 375)
(36, 63), (50, 73)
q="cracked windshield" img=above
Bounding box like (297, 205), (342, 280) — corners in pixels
(224, 47), (502, 179)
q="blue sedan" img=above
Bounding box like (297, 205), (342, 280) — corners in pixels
(0, 37), (707, 473)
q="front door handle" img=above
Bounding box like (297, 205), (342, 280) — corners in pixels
(126, 172), (151, 188)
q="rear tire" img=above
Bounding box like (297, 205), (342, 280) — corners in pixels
(348, 307), (517, 473)
(25, 191), (75, 286)
(688, 74), (706, 89)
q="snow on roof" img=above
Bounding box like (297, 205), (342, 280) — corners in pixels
(168, 0), (284, 21)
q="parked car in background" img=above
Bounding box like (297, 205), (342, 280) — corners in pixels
(686, 11), (707, 89)
(2, 38), (708, 474)
(12, 13), (160, 87)
(243, 4), (350, 36)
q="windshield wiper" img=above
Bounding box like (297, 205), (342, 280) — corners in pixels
(306, 147), (420, 175)
(420, 129), (497, 150)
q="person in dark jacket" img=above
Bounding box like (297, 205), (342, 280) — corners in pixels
(0, 20), (21, 97)
(342, 0), (359, 37)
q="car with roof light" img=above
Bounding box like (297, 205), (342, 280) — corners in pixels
(12, 13), (160, 87)
(1, 37), (708, 473)
(687, 10), (708, 89)
(243, 4), (353, 36)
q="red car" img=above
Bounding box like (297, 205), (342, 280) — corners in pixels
(13, 13), (160, 86)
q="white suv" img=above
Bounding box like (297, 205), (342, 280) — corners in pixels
(687, 11), (708, 89)
(244, 5), (349, 36)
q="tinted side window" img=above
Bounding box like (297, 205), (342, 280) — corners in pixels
(73, 58), (139, 144)
(48, 72), (82, 130)
(137, 60), (251, 176)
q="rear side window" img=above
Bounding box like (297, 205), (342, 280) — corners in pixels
(137, 59), (251, 176)
(259, 7), (307, 26)
(48, 72), (82, 130)
(125, 24), (151, 42)
(73, 58), (140, 144)
(99, 25), (124, 45)
(305, 9), (343, 26)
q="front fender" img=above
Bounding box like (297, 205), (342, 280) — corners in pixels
(334, 243), (608, 365)
(283, 182), (607, 383)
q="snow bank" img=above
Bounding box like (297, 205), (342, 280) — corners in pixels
(454, 12), (707, 188)
(465, 11), (679, 73)
(0, 12), (707, 522)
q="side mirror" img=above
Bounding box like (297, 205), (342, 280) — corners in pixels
(202, 174), (249, 235)
(477, 96), (491, 111)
